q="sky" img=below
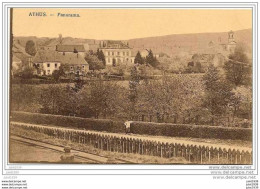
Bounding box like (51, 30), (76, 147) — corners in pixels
(13, 9), (252, 40)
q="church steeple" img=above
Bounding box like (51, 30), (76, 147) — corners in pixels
(227, 30), (236, 53)
(228, 30), (235, 43)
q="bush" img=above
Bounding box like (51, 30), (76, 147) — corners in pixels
(10, 111), (125, 133)
(130, 122), (252, 141)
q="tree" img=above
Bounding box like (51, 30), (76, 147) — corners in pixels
(85, 53), (105, 71)
(224, 45), (251, 86)
(145, 50), (159, 67)
(135, 76), (187, 122)
(25, 40), (37, 56)
(11, 84), (36, 111)
(203, 64), (234, 125)
(134, 51), (144, 64)
(52, 65), (65, 82)
(17, 66), (34, 80)
(39, 84), (64, 114)
(97, 49), (106, 66)
(128, 66), (140, 118)
(80, 80), (124, 119)
(72, 72), (84, 92)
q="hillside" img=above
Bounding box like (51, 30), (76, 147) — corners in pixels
(13, 29), (252, 57)
(128, 29), (252, 56)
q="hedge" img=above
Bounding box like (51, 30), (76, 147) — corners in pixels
(10, 111), (125, 133)
(130, 122), (252, 141)
(10, 111), (252, 141)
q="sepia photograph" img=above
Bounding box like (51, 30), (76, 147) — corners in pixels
(9, 8), (253, 165)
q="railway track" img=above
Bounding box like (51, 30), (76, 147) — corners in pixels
(10, 134), (134, 164)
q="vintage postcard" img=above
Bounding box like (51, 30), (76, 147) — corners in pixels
(1, 2), (259, 189)
(8, 7), (253, 165)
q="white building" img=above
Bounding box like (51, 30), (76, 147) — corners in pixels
(99, 40), (134, 66)
(33, 51), (61, 75)
(33, 50), (89, 76)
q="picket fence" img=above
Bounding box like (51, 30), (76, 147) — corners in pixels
(11, 122), (252, 164)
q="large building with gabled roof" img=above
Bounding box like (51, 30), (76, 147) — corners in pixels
(32, 50), (89, 76)
(99, 40), (134, 66)
(56, 44), (86, 57)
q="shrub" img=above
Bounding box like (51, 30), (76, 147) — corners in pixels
(10, 111), (125, 133)
(130, 122), (252, 141)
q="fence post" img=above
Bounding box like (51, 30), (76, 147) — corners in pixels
(245, 151), (251, 164)
(228, 149), (232, 164)
(129, 138), (133, 153)
(198, 145), (202, 164)
(209, 147), (214, 164)
(241, 150), (245, 164)
(218, 148), (223, 164)
(157, 142), (161, 157)
(181, 144), (186, 158)
(232, 149), (237, 164)
(161, 142), (165, 158)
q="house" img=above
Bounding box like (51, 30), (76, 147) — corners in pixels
(140, 49), (159, 58)
(98, 40), (133, 66)
(32, 51), (61, 76)
(32, 50), (89, 76)
(60, 53), (89, 76)
(56, 44), (86, 57)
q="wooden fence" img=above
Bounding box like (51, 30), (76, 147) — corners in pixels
(11, 122), (252, 164)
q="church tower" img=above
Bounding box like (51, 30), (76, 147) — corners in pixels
(227, 30), (236, 53)
(228, 30), (235, 43)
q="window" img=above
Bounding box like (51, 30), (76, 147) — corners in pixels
(126, 52), (129, 56)
(117, 52), (120, 55)
(47, 63), (50, 67)
(108, 58), (110, 63)
(70, 66), (73, 70)
(112, 52), (114, 56)
(123, 52), (125, 56)
(108, 52), (110, 56)
(82, 65), (85, 68)
(55, 63), (57, 68)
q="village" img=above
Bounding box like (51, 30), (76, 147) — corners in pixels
(12, 30), (241, 82)
(10, 28), (253, 164)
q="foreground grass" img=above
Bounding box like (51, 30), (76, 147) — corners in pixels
(10, 125), (188, 164)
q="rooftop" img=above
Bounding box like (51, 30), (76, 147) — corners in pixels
(33, 50), (88, 65)
(56, 45), (86, 52)
(99, 40), (130, 49)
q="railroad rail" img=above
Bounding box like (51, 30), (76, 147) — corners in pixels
(10, 134), (134, 164)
